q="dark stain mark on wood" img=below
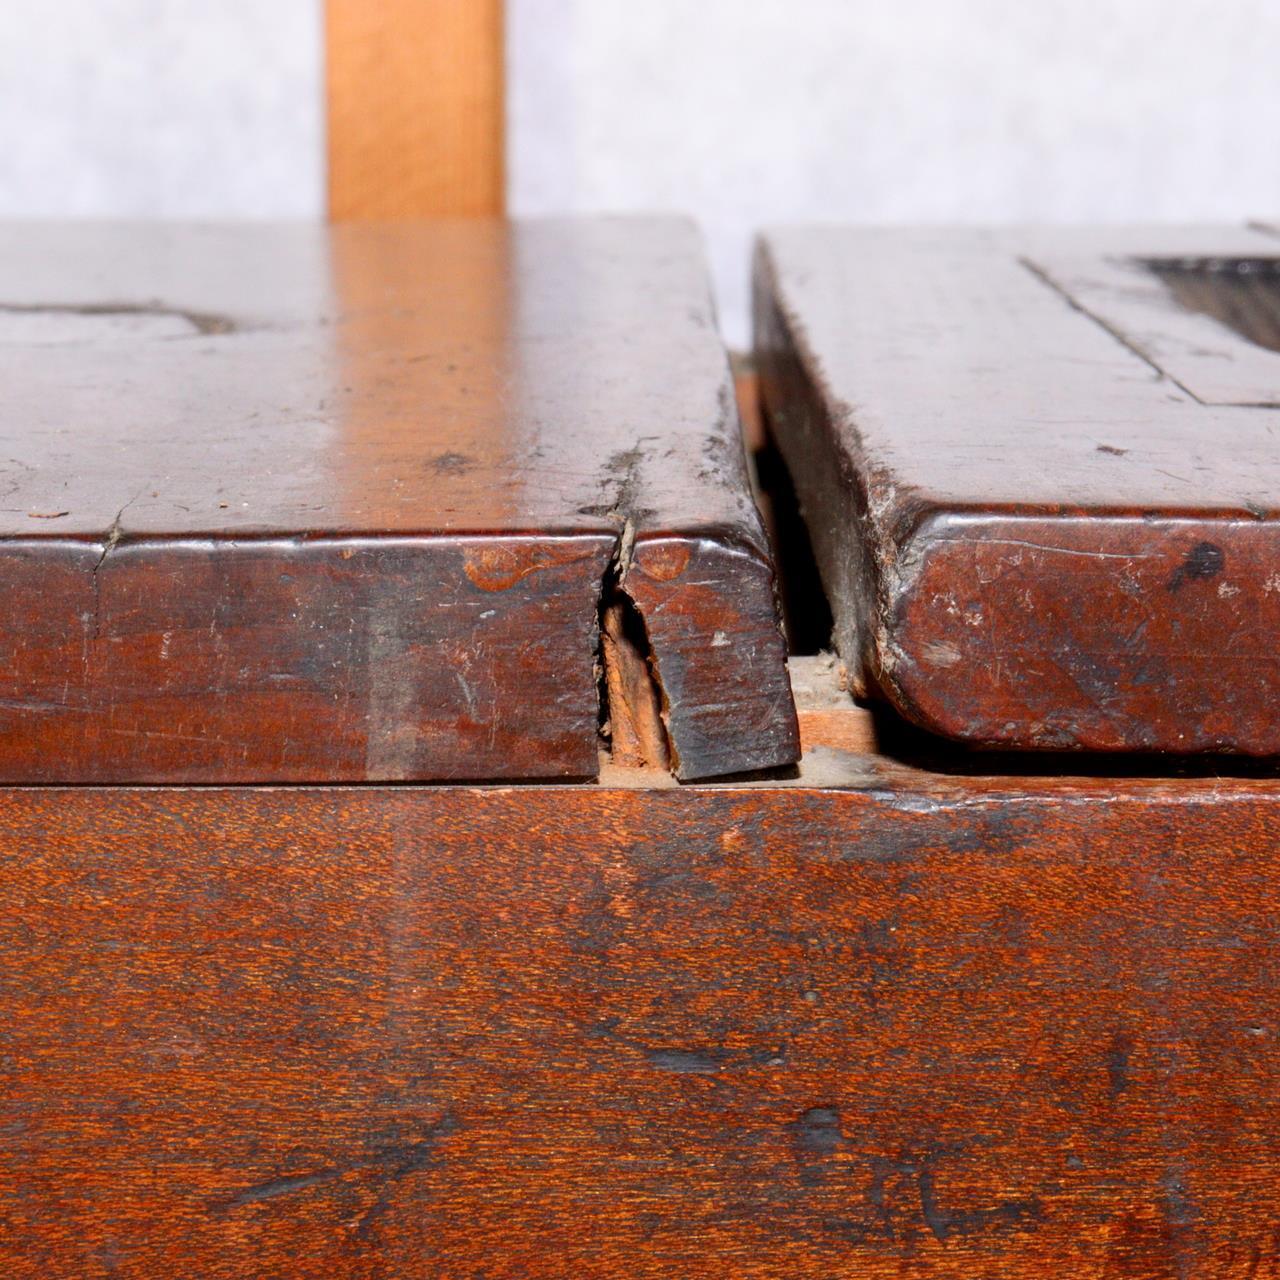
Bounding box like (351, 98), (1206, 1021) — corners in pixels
(426, 451), (473, 473)
(644, 1045), (784, 1074)
(789, 1106), (1044, 1246)
(790, 1106), (845, 1157)
(1159, 1164), (1198, 1230)
(917, 1163), (1044, 1243)
(869, 1146), (1044, 1246)
(1143, 257), (1280, 358)
(227, 1169), (341, 1207)
(224, 1114), (457, 1225)
(352, 1117), (460, 1241)
(1107, 1032), (1136, 1098)
(1167, 541), (1224, 592)
(644, 1048), (724, 1074)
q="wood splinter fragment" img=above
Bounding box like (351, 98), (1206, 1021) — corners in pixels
(600, 597), (671, 771)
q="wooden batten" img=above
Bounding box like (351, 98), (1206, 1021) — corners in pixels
(326, 0), (505, 219)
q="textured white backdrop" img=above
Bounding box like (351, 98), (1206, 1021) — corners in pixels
(2, 1), (1278, 344)
(508, 0), (1280, 343)
(0, 0), (322, 218)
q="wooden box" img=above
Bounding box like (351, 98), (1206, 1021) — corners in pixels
(4, 219), (1280, 1279)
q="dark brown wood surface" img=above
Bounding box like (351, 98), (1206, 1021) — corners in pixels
(3, 734), (1280, 1277)
(0, 219), (796, 782)
(755, 225), (1280, 753)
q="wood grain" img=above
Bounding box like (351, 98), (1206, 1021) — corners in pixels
(3, 766), (1280, 1277)
(755, 225), (1280, 754)
(326, 0), (504, 219)
(0, 219), (796, 782)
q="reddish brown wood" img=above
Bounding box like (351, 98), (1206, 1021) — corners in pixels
(755, 226), (1280, 754)
(2, 751), (1280, 1277)
(0, 219), (796, 782)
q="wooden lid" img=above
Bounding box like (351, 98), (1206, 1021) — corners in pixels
(0, 218), (797, 782)
(756, 224), (1280, 754)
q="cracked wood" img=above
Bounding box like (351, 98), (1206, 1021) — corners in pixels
(755, 225), (1280, 753)
(0, 219), (796, 782)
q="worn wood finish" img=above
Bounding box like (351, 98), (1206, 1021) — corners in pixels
(326, 0), (505, 219)
(3, 751), (1280, 1277)
(755, 226), (1280, 753)
(0, 220), (796, 782)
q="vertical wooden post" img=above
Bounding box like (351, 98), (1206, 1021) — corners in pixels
(326, 0), (505, 220)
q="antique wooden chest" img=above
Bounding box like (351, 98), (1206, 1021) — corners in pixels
(3, 219), (1280, 1279)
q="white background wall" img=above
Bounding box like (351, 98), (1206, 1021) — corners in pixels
(507, 0), (1280, 343)
(2, 1), (1278, 345)
(0, 0), (323, 218)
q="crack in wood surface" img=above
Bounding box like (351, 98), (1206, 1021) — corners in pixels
(0, 300), (235, 336)
(598, 522), (673, 773)
(89, 493), (142, 644)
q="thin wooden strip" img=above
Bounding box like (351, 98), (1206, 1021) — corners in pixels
(326, 0), (504, 219)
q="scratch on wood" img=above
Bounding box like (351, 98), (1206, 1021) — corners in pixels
(90, 492), (142, 644)
(222, 1114), (457, 1222)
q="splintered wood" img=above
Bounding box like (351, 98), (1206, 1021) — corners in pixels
(600, 600), (671, 771)
(0, 220), (797, 782)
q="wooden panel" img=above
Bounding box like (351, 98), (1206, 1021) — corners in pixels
(326, 0), (504, 219)
(755, 225), (1280, 754)
(0, 219), (796, 782)
(3, 761), (1280, 1277)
